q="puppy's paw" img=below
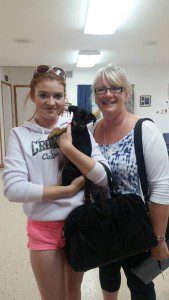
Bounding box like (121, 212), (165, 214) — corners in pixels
(48, 127), (67, 139)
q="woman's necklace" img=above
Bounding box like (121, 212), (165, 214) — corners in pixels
(103, 115), (127, 149)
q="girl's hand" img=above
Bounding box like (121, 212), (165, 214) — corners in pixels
(70, 176), (85, 195)
(57, 123), (73, 153)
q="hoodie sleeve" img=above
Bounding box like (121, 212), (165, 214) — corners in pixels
(3, 129), (43, 203)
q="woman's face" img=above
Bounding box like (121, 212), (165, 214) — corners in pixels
(95, 78), (128, 117)
(31, 79), (65, 128)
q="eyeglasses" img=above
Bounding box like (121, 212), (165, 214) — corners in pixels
(34, 65), (66, 79)
(95, 86), (124, 95)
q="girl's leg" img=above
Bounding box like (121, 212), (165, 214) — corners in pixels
(30, 249), (65, 300)
(64, 259), (84, 300)
(102, 290), (119, 300)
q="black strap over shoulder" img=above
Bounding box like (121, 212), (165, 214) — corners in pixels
(134, 118), (154, 205)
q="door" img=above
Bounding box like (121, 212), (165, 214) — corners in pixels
(14, 85), (35, 126)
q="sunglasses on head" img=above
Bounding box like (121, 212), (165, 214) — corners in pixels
(34, 65), (66, 79)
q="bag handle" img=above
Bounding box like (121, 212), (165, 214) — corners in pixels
(100, 163), (120, 196)
(84, 163), (119, 203)
(134, 118), (154, 205)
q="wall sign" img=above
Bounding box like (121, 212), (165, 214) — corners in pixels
(140, 95), (151, 107)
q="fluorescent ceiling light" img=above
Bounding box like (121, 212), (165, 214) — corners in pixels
(76, 50), (100, 68)
(84, 0), (135, 35)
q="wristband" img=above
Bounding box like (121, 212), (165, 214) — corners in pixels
(156, 235), (166, 242)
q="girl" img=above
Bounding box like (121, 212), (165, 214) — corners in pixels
(3, 65), (109, 300)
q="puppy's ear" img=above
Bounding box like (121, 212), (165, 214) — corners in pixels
(88, 113), (96, 124)
(68, 105), (78, 114)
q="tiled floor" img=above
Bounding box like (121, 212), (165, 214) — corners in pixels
(0, 169), (169, 300)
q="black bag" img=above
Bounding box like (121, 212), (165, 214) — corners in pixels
(63, 119), (158, 272)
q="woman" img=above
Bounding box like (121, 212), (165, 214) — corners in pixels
(3, 65), (109, 300)
(88, 63), (169, 300)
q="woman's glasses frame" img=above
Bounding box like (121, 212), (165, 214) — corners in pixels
(95, 86), (124, 95)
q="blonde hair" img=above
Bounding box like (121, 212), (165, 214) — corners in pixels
(93, 63), (132, 98)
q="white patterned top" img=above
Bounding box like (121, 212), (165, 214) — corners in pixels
(88, 119), (169, 205)
(99, 129), (141, 195)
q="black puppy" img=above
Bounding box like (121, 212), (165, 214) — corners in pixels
(62, 105), (96, 185)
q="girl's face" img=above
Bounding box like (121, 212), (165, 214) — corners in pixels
(31, 79), (65, 128)
(95, 78), (128, 117)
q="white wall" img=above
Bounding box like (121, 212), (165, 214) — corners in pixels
(9, 67), (96, 106)
(66, 69), (96, 105)
(10, 67), (33, 85)
(69, 66), (169, 133)
(126, 66), (169, 133)
(1, 65), (169, 142)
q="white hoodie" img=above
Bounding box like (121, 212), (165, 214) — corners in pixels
(3, 114), (108, 221)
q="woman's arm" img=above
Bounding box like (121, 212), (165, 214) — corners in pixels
(142, 121), (169, 259)
(149, 202), (169, 260)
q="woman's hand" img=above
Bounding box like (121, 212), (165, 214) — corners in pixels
(151, 240), (169, 260)
(69, 176), (85, 195)
(57, 123), (73, 153)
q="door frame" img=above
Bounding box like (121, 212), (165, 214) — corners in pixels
(0, 81), (13, 166)
(0, 125), (3, 167)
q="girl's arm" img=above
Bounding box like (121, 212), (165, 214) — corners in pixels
(3, 129), (84, 203)
(57, 123), (109, 187)
(42, 176), (85, 201)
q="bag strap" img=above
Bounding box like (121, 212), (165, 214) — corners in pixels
(101, 163), (120, 195)
(84, 163), (119, 203)
(134, 118), (154, 205)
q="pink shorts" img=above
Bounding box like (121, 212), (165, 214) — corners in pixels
(27, 219), (65, 250)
